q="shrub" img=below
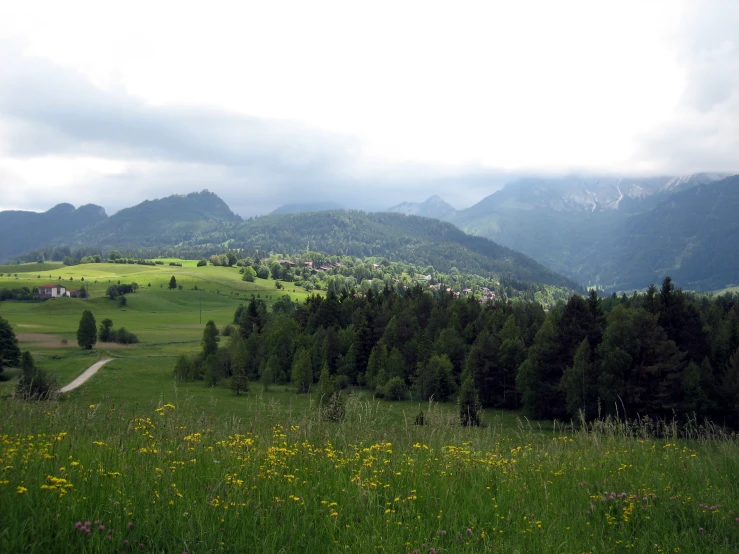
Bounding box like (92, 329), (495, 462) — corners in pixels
(197, 259), (208, 267)
(16, 352), (57, 400)
(115, 328), (139, 344)
(458, 375), (482, 427)
(321, 392), (346, 422)
(335, 374), (351, 390)
(384, 377), (408, 401)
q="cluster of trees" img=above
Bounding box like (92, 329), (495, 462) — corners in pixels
(106, 283), (139, 299)
(14, 246), (103, 264)
(0, 287), (35, 301)
(175, 277), (739, 428)
(98, 318), (139, 344)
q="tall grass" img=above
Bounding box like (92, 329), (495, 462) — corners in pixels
(2, 397), (738, 553)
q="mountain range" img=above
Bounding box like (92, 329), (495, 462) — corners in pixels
(388, 173), (738, 292)
(0, 191), (577, 291)
(3, 172), (738, 293)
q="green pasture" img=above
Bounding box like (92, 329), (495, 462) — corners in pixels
(0, 261), (317, 404)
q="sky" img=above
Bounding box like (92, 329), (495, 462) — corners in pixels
(0, 0), (737, 217)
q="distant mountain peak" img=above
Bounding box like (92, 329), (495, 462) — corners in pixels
(46, 203), (76, 215)
(386, 196), (457, 221)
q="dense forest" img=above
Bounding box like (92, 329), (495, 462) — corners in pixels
(175, 277), (739, 428)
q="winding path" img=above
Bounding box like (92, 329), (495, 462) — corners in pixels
(59, 358), (113, 393)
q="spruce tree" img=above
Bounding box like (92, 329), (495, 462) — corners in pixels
(76, 310), (97, 350)
(0, 315), (20, 374)
(202, 320), (220, 358)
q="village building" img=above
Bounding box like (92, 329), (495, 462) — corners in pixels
(37, 284), (73, 298)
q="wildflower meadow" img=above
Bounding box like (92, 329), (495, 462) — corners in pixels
(2, 395), (738, 553)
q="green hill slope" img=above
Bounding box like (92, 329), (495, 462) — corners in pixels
(216, 211), (580, 289)
(73, 190), (241, 249)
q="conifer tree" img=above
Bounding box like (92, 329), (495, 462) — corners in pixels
(76, 310), (97, 350)
(0, 315), (20, 374)
(458, 371), (482, 426)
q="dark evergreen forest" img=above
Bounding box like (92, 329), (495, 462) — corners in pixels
(175, 277), (739, 428)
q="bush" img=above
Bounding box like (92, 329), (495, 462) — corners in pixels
(335, 374), (351, 390)
(383, 377), (408, 401)
(321, 392), (346, 422)
(197, 259), (208, 267)
(16, 352), (57, 400)
(116, 327), (139, 344)
(221, 324), (235, 337)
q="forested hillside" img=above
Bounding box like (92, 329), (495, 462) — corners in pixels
(435, 173), (738, 292)
(0, 203), (107, 262)
(220, 211), (579, 289)
(72, 190), (242, 249)
(587, 176), (739, 291)
(179, 276), (739, 427)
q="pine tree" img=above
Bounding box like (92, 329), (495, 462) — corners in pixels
(201, 320), (220, 358)
(169, 275), (177, 289)
(560, 339), (597, 419)
(0, 315), (20, 374)
(76, 310), (97, 350)
(458, 372), (482, 426)
(98, 318), (114, 342)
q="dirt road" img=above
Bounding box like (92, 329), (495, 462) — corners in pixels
(58, 358), (113, 393)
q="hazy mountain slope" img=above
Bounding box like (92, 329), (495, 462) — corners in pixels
(386, 195), (457, 221)
(589, 175), (739, 291)
(452, 173), (728, 286)
(72, 190), (242, 250)
(219, 211), (580, 289)
(271, 202), (344, 214)
(0, 203), (107, 262)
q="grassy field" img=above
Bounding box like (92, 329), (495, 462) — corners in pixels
(0, 261), (316, 404)
(2, 261), (739, 553)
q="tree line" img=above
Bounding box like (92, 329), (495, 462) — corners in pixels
(173, 277), (739, 428)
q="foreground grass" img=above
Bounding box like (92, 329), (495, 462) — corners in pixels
(1, 398), (738, 554)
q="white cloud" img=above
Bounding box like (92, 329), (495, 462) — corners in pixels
(1, 0), (737, 214)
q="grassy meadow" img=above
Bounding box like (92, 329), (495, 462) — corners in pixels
(1, 262), (739, 553)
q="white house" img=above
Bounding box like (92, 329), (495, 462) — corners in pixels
(38, 284), (68, 298)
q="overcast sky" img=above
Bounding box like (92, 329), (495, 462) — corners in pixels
(1, 0), (737, 217)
